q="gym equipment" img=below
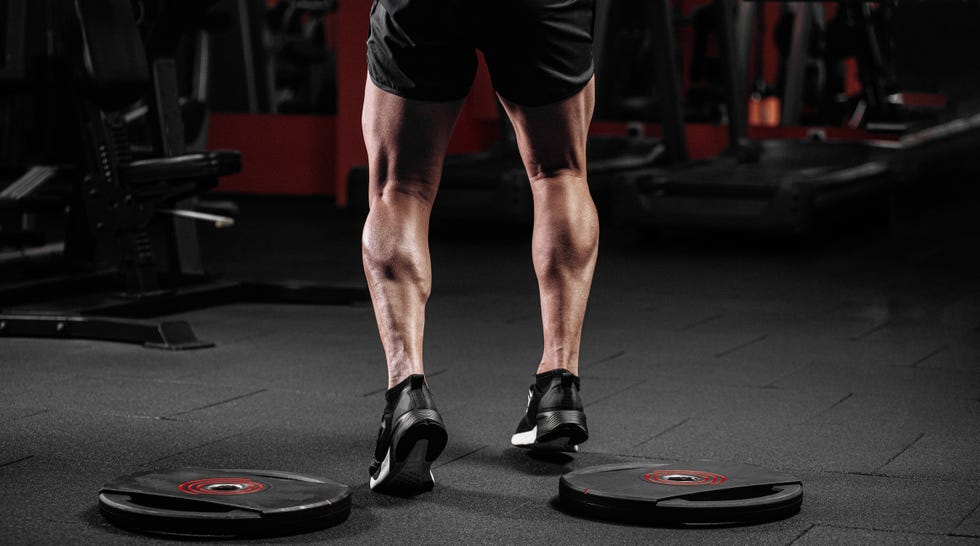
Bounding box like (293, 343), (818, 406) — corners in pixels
(208, 0), (275, 113)
(0, 0), (26, 82)
(99, 468), (351, 537)
(267, 0), (339, 114)
(0, 0), (367, 349)
(613, 0), (900, 233)
(559, 461), (803, 526)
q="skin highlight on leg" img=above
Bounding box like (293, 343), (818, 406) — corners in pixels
(360, 80), (464, 389)
(499, 79), (600, 377)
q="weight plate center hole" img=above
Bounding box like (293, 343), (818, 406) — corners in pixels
(204, 483), (248, 491)
(662, 474), (700, 482)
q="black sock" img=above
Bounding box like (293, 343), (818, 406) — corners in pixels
(535, 369), (574, 390)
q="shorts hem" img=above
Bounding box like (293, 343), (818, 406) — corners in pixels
(495, 67), (595, 108)
(367, 72), (471, 104)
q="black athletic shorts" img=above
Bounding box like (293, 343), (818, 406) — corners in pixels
(367, 0), (596, 106)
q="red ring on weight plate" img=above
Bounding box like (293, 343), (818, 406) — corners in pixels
(178, 477), (266, 495)
(643, 469), (727, 486)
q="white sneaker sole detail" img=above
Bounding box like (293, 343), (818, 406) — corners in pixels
(511, 427), (538, 447)
(370, 439), (434, 492)
(511, 426), (580, 453)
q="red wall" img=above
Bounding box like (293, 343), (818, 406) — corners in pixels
(209, 114), (336, 195)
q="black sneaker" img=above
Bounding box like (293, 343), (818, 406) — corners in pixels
(510, 369), (588, 452)
(369, 374), (448, 494)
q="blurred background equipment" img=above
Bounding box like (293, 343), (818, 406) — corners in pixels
(611, 0), (980, 234)
(0, 0), (363, 349)
(207, 0), (338, 114)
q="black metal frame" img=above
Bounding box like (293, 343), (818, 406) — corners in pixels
(649, 0), (689, 163)
(0, 0), (27, 82)
(0, 0), (368, 350)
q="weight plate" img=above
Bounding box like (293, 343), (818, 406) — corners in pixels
(99, 468), (351, 537)
(559, 461), (802, 525)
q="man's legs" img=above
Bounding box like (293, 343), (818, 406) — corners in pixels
(504, 80), (597, 451)
(363, 76), (597, 389)
(362, 81), (461, 493)
(499, 79), (600, 378)
(361, 81), (464, 389)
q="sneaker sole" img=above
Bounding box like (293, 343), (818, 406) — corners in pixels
(511, 410), (588, 453)
(370, 439), (434, 493)
(370, 412), (448, 494)
(511, 427), (581, 452)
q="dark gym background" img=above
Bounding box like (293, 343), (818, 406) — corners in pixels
(2, 0), (979, 543)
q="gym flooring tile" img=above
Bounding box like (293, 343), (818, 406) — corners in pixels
(799, 472), (980, 535)
(910, 337), (980, 373)
(0, 458), (178, 546)
(728, 331), (966, 371)
(771, 360), (980, 400)
(580, 327), (779, 364)
(1, 337), (99, 363)
(0, 409), (256, 466)
(628, 418), (925, 475)
(619, 292), (842, 321)
(1, 368), (271, 419)
(845, 300), (980, 339)
(955, 504), (980, 537)
(617, 300), (858, 339)
(585, 347), (810, 388)
(159, 387), (377, 433)
(0, 336), (228, 382)
(807, 393), (980, 439)
(794, 524), (980, 545)
(586, 379), (845, 426)
(179, 301), (379, 339)
(0, 456), (141, 523)
(170, 339), (385, 396)
(876, 433), (980, 480)
(0, 406), (49, 425)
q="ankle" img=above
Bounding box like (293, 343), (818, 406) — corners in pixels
(536, 364), (578, 377)
(388, 369), (424, 390)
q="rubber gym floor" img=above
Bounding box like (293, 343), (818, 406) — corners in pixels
(2, 184), (979, 545)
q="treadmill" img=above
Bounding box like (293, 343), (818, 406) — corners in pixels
(613, 0), (898, 233)
(866, 1), (980, 179)
(346, 0), (679, 224)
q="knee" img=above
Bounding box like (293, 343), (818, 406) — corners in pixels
(369, 177), (439, 210)
(527, 166), (586, 188)
(528, 171), (598, 229)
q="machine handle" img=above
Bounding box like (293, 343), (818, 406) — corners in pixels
(159, 209), (235, 228)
